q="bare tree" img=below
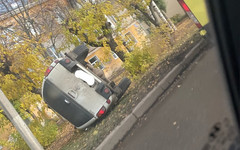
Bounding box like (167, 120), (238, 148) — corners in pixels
(119, 0), (175, 30)
(1, 0), (41, 41)
(36, 1), (67, 51)
(0, 0), (72, 58)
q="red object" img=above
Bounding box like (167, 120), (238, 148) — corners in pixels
(104, 88), (110, 94)
(44, 66), (53, 77)
(195, 23), (202, 28)
(178, 0), (190, 11)
(65, 58), (71, 64)
(178, 0), (202, 28)
(182, 3), (190, 11)
(106, 99), (111, 104)
(54, 59), (59, 63)
(97, 106), (106, 118)
(44, 59), (60, 77)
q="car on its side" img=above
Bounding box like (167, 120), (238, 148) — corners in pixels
(41, 46), (130, 129)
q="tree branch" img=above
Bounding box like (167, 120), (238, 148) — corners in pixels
(131, 3), (160, 27)
(149, 0), (161, 26)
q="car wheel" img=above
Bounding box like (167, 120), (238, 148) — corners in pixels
(117, 77), (131, 99)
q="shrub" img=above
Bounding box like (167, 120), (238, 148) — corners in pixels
(7, 120), (58, 150)
(29, 120), (58, 147)
(124, 48), (155, 78)
(123, 23), (172, 78)
(171, 14), (187, 25)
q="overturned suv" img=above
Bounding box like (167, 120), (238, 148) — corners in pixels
(41, 45), (131, 129)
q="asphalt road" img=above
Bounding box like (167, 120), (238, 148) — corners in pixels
(115, 46), (238, 150)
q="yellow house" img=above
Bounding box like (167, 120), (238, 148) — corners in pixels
(85, 20), (148, 78)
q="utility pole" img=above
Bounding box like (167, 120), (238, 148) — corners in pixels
(0, 89), (44, 150)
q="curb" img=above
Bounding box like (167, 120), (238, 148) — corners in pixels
(96, 39), (206, 150)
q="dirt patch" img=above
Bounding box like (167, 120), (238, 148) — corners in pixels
(46, 123), (75, 150)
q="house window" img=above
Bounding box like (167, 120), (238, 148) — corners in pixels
(124, 32), (137, 52)
(112, 52), (118, 59)
(125, 32), (137, 43)
(89, 56), (104, 70)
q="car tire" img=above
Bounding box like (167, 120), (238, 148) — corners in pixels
(117, 77), (131, 99)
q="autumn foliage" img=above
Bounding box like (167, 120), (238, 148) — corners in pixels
(0, 39), (50, 121)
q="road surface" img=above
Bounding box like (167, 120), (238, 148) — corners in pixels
(116, 46), (238, 150)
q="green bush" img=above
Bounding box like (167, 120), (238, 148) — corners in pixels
(124, 48), (155, 78)
(29, 120), (58, 147)
(8, 120), (58, 150)
(124, 23), (173, 78)
(9, 132), (30, 150)
(171, 14), (186, 25)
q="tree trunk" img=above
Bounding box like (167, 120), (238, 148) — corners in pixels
(107, 37), (125, 62)
(133, 4), (160, 27)
(161, 10), (177, 31)
(104, 22), (125, 62)
(148, 0), (161, 26)
(67, 0), (78, 9)
(132, 2), (160, 27)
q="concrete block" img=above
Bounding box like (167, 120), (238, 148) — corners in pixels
(132, 87), (164, 118)
(164, 64), (183, 84)
(182, 40), (204, 67)
(158, 78), (171, 90)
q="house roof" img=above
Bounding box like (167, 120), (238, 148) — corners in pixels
(88, 46), (101, 56)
